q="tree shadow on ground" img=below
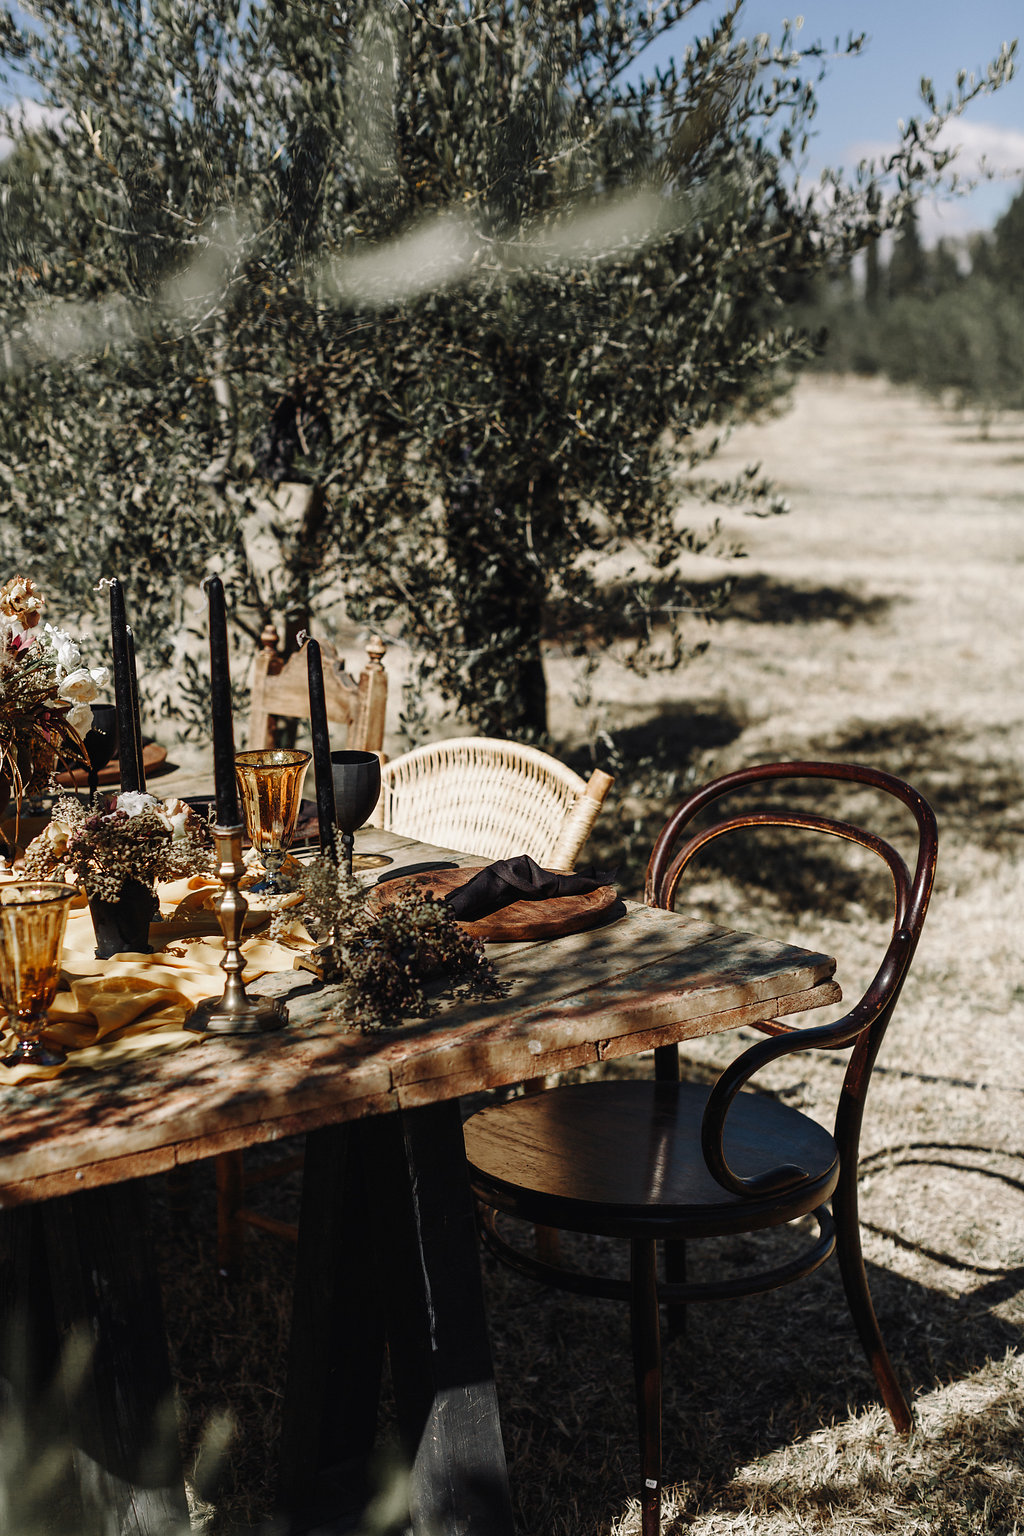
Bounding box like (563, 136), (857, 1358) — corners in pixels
(584, 699), (749, 772)
(691, 573), (895, 628)
(826, 717), (1024, 855)
(580, 708), (1024, 907)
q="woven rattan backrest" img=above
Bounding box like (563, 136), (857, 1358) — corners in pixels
(373, 737), (613, 870)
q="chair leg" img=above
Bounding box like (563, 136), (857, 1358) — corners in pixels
(215, 1151), (247, 1281)
(832, 1172), (912, 1434)
(630, 1238), (662, 1536)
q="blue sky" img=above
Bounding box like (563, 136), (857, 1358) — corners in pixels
(3, 2), (1021, 243)
(648, 2), (1024, 242)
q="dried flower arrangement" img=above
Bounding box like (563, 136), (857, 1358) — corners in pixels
(295, 841), (505, 1030)
(0, 575), (108, 804)
(25, 792), (216, 902)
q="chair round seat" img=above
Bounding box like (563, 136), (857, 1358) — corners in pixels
(464, 1079), (840, 1240)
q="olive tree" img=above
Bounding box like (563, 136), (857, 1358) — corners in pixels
(1, 2), (1013, 737)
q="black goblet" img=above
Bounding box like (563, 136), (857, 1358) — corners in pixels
(84, 703), (118, 802)
(330, 750), (381, 879)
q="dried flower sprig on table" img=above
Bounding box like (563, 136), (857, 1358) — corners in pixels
(295, 839), (505, 1030)
(24, 792), (216, 902)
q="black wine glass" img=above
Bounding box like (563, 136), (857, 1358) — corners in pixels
(84, 703), (118, 803)
(330, 750), (382, 879)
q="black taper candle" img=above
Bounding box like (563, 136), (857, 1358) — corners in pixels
(206, 576), (241, 826)
(108, 580), (140, 794)
(125, 626), (147, 793)
(306, 639), (337, 857)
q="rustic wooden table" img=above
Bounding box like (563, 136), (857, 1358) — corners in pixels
(0, 830), (839, 1536)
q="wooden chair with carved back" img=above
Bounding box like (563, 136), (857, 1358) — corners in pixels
(215, 626), (388, 1278)
(462, 761), (939, 1535)
(246, 625), (387, 755)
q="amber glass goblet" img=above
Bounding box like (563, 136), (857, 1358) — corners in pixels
(234, 748), (311, 892)
(0, 882), (75, 1069)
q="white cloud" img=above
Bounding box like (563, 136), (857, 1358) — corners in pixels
(849, 119), (1024, 182)
(843, 118), (1024, 243)
(915, 195), (983, 247)
(934, 118), (1024, 178)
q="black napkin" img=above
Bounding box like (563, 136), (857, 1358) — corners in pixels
(445, 855), (616, 922)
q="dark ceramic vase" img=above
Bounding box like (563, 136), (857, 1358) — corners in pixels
(88, 877), (159, 959)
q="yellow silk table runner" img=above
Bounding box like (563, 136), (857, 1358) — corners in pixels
(0, 874), (314, 1084)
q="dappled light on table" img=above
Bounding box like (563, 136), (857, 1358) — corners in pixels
(0, 872), (313, 1084)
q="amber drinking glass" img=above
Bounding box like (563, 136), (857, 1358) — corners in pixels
(234, 748), (311, 892)
(0, 882), (75, 1069)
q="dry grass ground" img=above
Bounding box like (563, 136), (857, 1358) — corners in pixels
(146, 375), (1024, 1534)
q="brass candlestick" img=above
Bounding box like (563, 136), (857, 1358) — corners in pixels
(186, 825), (287, 1035)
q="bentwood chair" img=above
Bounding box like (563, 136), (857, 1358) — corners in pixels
(216, 628), (388, 1277)
(463, 762), (938, 1536)
(246, 626), (387, 755)
(372, 737), (614, 871)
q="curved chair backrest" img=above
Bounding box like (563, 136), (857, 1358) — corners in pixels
(645, 761), (939, 1193)
(373, 737), (614, 871)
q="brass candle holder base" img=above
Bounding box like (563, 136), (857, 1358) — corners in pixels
(185, 825), (288, 1035)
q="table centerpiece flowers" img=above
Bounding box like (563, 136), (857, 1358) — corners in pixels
(25, 792), (216, 957)
(0, 575), (109, 819)
(292, 840), (504, 1029)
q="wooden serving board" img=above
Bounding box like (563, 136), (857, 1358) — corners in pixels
(367, 866), (621, 942)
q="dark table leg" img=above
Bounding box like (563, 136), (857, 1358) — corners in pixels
(279, 1122), (387, 1533)
(0, 1202), (81, 1532)
(361, 1100), (515, 1536)
(281, 1103), (516, 1536)
(41, 1181), (188, 1536)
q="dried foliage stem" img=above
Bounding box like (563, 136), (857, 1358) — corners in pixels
(292, 835), (504, 1029)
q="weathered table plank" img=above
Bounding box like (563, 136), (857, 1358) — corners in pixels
(0, 900), (837, 1206)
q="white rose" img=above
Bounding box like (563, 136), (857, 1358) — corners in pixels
(66, 700), (94, 737)
(116, 791), (160, 818)
(58, 667), (101, 705)
(46, 819), (71, 857)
